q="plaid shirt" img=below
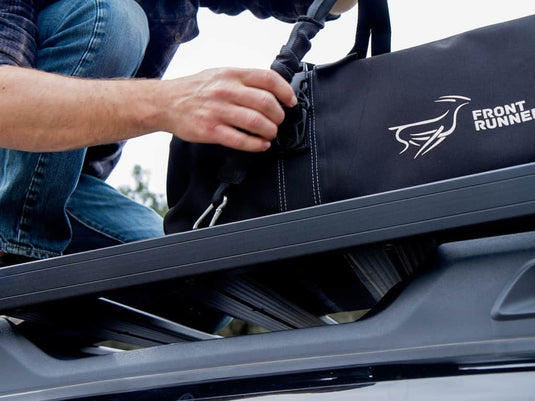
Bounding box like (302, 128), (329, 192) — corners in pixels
(137, 0), (316, 78)
(0, 0), (314, 178)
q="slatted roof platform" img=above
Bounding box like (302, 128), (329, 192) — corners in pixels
(1, 162), (535, 349)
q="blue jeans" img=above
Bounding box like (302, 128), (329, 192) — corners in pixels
(0, 0), (163, 259)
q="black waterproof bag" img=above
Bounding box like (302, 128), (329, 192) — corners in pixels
(164, 2), (535, 234)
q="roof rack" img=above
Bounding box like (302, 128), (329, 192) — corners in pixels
(1, 161), (535, 347)
(1, 163), (535, 399)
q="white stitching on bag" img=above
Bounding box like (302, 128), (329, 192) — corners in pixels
(280, 159), (288, 212)
(276, 159), (283, 212)
(310, 73), (322, 204)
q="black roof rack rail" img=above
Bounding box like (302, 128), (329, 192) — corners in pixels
(2, 161), (535, 316)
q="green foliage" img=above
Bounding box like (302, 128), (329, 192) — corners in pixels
(118, 165), (168, 217)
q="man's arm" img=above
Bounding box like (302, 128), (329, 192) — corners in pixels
(0, 66), (297, 153)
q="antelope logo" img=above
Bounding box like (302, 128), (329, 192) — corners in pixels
(389, 95), (471, 159)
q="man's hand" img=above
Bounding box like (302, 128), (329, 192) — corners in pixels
(331, 0), (358, 15)
(156, 68), (297, 152)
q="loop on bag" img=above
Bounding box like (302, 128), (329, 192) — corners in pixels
(193, 195), (228, 230)
(273, 78), (311, 155)
(271, 0), (338, 82)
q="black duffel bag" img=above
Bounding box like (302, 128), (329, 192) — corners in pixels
(164, 0), (535, 234)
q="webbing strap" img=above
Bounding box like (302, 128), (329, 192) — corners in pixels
(351, 0), (391, 58)
(271, 0), (338, 82)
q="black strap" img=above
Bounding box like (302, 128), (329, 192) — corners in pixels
(272, 0), (392, 80)
(212, 150), (252, 203)
(350, 0), (391, 58)
(271, 0), (338, 82)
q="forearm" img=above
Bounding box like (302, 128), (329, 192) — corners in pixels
(0, 65), (159, 152)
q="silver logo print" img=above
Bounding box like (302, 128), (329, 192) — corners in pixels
(389, 95), (471, 159)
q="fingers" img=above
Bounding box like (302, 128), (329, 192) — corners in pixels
(213, 124), (272, 153)
(227, 86), (286, 126)
(239, 69), (297, 109)
(196, 69), (296, 144)
(166, 68), (299, 153)
(221, 104), (279, 141)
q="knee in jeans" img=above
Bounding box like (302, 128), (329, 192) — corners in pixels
(38, 0), (150, 77)
(103, 0), (150, 68)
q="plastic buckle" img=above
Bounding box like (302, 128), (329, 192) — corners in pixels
(193, 196), (229, 230)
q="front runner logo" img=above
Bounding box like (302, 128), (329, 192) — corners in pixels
(472, 100), (535, 131)
(389, 95), (471, 159)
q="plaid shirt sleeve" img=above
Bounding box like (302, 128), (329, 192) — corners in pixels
(0, 0), (38, 67)
(200, 0), (315, 22)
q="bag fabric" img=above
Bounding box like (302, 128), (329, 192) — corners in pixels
(164, 11), (535, 233)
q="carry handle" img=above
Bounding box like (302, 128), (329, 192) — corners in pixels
(271, 0), (391, 82)
(350, 0), (391, 58)
(271, 0), (338, 82)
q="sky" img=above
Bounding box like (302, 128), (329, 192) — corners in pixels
(106, 0), (535, 196)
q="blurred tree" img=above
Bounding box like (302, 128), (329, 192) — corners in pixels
(118, 164), (168, 217)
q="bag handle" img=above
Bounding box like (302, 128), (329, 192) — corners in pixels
(272, 0), (391, 82)
(271, 0), (339, 82)
(350, 0), (391, 58)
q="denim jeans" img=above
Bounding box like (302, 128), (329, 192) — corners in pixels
(0, 0), (163, 259)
